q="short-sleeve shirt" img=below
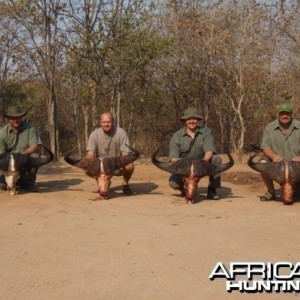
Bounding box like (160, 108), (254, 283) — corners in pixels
(169, 126), (217, 159)
(261, 119), (300, 161)
(86, 126), (130, 157)
(0, 122), (40, 155)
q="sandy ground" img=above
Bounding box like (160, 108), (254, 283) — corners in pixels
(1, 155), (300, 300)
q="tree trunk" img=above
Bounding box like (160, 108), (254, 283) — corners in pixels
(48, 88), (59, 160)
(82, 105), (90, 149)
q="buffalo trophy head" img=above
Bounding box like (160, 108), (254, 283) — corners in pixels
(152, 149), (234, 204)
(0, 145), (54, 195)
(248, 154), (300, 205)
(64, 145), (140, 199)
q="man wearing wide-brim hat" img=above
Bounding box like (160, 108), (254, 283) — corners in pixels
(168, 107), (222, 200)
(0, 105), (41, 192)
(179, 107), (203, 121)
(3, 106), (27, 118)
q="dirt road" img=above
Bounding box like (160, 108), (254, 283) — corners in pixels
(0, 157), (299, 300)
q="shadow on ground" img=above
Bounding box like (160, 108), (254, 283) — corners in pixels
(36, 178), (84, 193)
(89, 182), (159, 200)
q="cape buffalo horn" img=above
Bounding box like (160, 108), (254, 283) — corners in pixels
(30, 145), (54, 167)
(64, 145), (140, 175)
(64, 149), (101, 174)
(247, 154), (286, 184)
(210, 154), (234, 175)
(151, 149), (191, 175)
(102, 145), (140, 174)
(64, 148), (83, 166)
(152, 149), (234, 176)
(288, 161), (300, 183)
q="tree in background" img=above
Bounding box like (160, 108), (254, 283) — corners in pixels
(62, 0), (170, 153)
(3, 0), (66, 159)
(1, 0), (300, 158)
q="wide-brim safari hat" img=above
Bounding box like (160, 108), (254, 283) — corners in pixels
(3, 106), (27, 118)
(180, 107), (203, 121)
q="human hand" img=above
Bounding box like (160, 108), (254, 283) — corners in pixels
(272, 155), (283, 162)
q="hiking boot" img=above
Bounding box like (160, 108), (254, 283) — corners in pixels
(260, 191), (276, 201)
(122, 185), (133, 195)
(0, 183), (7, 191)
(207, 186), (219, 200)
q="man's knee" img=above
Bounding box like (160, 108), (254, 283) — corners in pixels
(169, 174), (183, 189)
(211, 154), (222, 165)
(123, 163), (134, 173)
(169, 180), (181, 189)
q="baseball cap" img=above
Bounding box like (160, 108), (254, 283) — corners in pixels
(277, 103), (293, 113)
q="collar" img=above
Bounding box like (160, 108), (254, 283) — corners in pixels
(274, 119), (299, 130)
(8, 122), (24, 133)
(181, 126), (202, 137)
(101, 125), (116, 137)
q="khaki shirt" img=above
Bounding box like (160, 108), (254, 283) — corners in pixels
(87, 126), (130, 157)
(261, 119), (300, 161)
(0, 122), (40, 155)
(169, 126), (217, 159)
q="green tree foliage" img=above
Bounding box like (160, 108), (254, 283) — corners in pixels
(1, 0), (300, 157)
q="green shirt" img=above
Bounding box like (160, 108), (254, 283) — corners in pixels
(169, 126), (217, 159)
(0, 122), (40, 154)
(261, 119), (300, 161)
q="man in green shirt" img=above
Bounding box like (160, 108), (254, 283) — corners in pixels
(260, 103), (300, 201)
(0, 106), (41, 192)
(168, 107), (222, 200)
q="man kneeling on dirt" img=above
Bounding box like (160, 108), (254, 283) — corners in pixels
(0, 106), (42, 192)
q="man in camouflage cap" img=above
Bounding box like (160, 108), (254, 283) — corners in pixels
(259, 103), (300, 201)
